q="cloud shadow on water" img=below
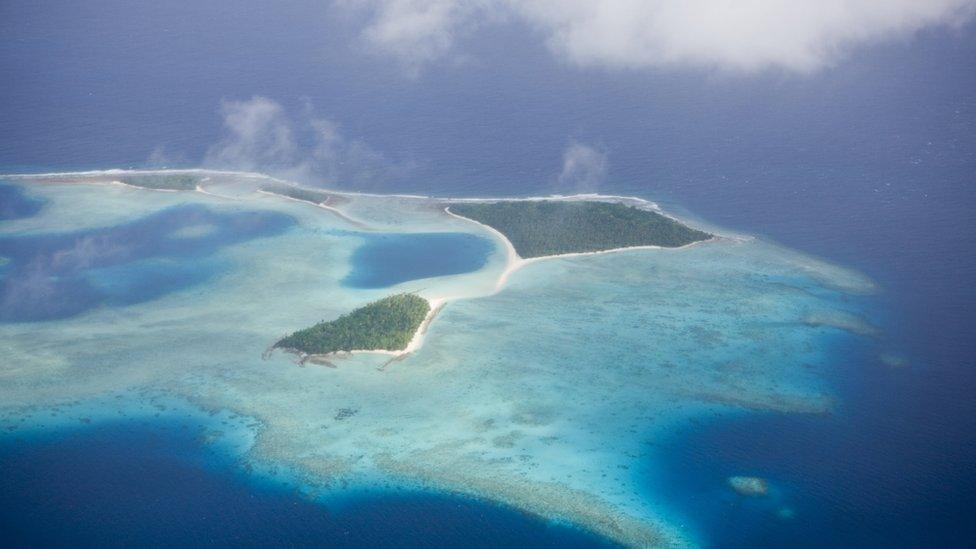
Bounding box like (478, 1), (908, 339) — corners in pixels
(0, 204), (295, 322)
(0, 183), (46, 221)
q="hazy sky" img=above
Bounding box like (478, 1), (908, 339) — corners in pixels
(189, 0), (976, 187)
(1, 0), (973, 204)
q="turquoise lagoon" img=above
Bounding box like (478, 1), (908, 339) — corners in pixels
(0, 172), (877, 547)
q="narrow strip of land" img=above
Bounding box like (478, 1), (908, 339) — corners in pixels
(274, 199), (716, 361)
(257, 183), (369, 229)
(5, 169), (717, 362)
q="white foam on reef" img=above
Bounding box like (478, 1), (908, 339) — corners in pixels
(0, 169), (881, 547)
(4, 168), (678, 223)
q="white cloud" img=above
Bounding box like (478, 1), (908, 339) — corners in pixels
(205, 96), (402, 186)
(206, 97), (297, 171)
(352, 0), (471, 72)
(342, 0), (976, 73)
(558, 142), (607, 191)
(146, 145), (185, 168)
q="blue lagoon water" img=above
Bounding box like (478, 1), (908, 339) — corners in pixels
(0, 183), (45, 220)
(0, 203), (294, 321)
(342, 232), (493, 289)
(1, 1), (975, 547)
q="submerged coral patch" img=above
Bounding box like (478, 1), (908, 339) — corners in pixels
(0, 171), (881, 548)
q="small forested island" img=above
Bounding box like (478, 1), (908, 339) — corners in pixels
(448, 200), (711, 258)
(274, 293), (430, 355)
(260, 183), (346, 206)
(121, 174), (201, 191)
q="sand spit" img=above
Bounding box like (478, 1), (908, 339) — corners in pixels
(311, 202), (723, 359)
(0, 168), (885, 549)
(194, 182), (241, 201)
(255, 188), (370, 230)
(5, 168), (872, 363)
(4, 168), (729, 361)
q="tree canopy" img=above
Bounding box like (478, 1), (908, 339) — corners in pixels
(274, 293), (430, 355)
(448, 200), (711, 258)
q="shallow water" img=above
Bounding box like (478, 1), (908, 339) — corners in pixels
(2, 2), (974, 543)
(0, 175), (882, 546)
(0, 203), (295, 321)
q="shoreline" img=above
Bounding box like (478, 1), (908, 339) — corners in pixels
(3, 166), (856, 549)
(254, 188), (370, 229)
(6, 167), (717, 238)
(8, 167), (721, 362)
(277, 297), (446, 363)
(4, 167), (666, 209)
(0, 391), (689, 548)
(443, 206), (720, 294)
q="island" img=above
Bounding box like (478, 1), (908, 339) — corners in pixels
(120, 174), (201, 191)
(273, 293), (430, 356)
(260, 182), (347, 207)
(447, 200), (711, 258)
(2, 167), (886, 549)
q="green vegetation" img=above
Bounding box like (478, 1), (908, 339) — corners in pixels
(261, 183), (341, 205)
(121, 174), (201, 191)
(274, 293), (430, 354)
(448, 200), (711, 258)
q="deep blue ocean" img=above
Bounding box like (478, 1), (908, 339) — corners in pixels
(1, 1), (974, 547)
(0, 422), (611, 549)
